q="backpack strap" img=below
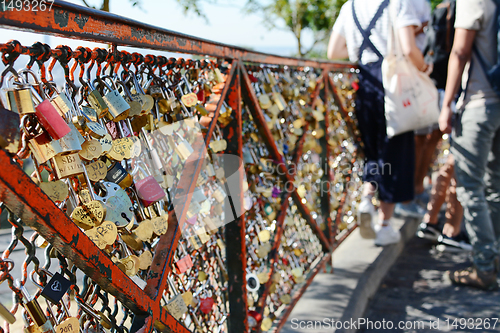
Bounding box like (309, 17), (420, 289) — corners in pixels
(352, 0), (390, 61)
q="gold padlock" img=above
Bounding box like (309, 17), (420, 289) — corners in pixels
(29, 139), (63, 164)
(87, 79), (109, 118)
(52, 153), (85, 179)
(7, 87), (36, 114)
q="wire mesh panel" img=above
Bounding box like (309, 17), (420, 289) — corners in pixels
(0, 2), (362, 332)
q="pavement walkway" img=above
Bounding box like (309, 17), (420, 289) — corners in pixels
(282, 216), (500, 333)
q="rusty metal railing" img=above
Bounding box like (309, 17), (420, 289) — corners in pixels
(0, 1), (362, 332)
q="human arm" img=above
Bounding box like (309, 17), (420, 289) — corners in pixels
(439, 28), (476, 133)
(399, 25), (427, 71)
(327, 30), (349, 60)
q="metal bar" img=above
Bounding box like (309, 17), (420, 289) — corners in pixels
(332, 154), (359, 250)
(0, 0), (355, 68)
(205, 61), (238, 145)
(327, 74), (362, 148)
(254, 122), (309, 331)
(239, 62), (286, 173)
(291, 190), (332, 253)
(222, 63), (250, 333)
(240, 65), (331, 252)
(273, 253), (332, 333)
(0, 150), (152, 314)
(322, 72), (334, 245)
(145, 60), (237, 302)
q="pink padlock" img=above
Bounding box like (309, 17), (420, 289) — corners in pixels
(35, 99), (71, 140)
(18, 70), (71, 141)
(133, 163), (166, 207)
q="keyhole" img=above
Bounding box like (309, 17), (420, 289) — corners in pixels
(120, 212), (131, 226)
(247, 277), (258, 289)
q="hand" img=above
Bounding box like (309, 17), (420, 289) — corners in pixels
(439, 105), (453, 134)
(424, 63), (433, 76)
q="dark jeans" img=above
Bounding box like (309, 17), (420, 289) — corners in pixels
(356, 62), (415, 203)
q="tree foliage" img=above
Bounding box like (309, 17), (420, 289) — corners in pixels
(245, 0), (340, 57)
(80, 0), (355, 58)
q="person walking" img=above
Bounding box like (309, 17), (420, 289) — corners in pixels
(327, 0), (427, 246)
(439, 0), (500, 290)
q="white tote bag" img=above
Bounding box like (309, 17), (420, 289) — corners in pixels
(382, 0), (440, 138)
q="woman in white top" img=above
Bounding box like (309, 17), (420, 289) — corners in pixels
(327, 0), (429, 246)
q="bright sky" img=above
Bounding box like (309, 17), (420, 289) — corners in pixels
(0, 0), (318, 57)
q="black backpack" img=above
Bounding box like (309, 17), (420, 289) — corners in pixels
(423, 0), (456, 90)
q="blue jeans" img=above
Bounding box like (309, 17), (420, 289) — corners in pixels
(452, 102), (500, 271)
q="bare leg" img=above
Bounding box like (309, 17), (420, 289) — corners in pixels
(379, 201), (395, 225)
(423, 154), (454, 225)
(415, 129), (442, 195)
(443, 175), (463, 238)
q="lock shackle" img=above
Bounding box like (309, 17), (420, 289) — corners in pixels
(129, 188), (147, 221)
(181, 75), (193, 94)
(117, 237), (133, 257)
(127, 70), (146, 95)
(114, 78), (134, 100)
(42, 80), (60, 100)
(99, 74), (118, 92)
(140, 128), (154, 151)
(63, 84), (81, 119)
(131, 160), (152, 179)
(18, 68), (46, 100)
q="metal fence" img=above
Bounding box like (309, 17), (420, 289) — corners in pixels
(0, 1), (362, 332)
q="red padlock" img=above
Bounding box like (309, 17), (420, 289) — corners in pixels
(35, 99), (71, 140)
(199, 296), (214, 314)
(132, 162), (166, 207)
(175, 255), (193, 274)
(248, 310), (262, 328)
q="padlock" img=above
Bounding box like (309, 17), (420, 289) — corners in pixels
(85, 78), (109, 118)
(115, 78), (142, 117)
(25, 117), (63, 163)
(17, 281), (55, 333)
(164, 276), (189, 320)
(128, 70), (154, 115)
(75, 297), (113, 331)
(105, 160), (134, 189)
(0, 101), (21, 154)
(170, 132), (194, 162)
(52, 153), (85, 179)
(131, 162), (166, 207)
(99, 76), (130, 122)
(19, 70), (71, 140)
(49, 89), (73, 117)
(35, 160), (69, 202)
(139, 128), (165, 184)
(174, 242), (193, 274)
(6, 79), (36, 115)
(94, 181), (136, 229)
(209, 125), (227, 153)
(58, 123), (83, 155)
(117, 238), (140, 277)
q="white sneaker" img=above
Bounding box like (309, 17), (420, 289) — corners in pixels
(374, 222), (401, 246)
(357, 197), (376, 239)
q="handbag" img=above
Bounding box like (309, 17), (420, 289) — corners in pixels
(382, 0), (440, 138)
